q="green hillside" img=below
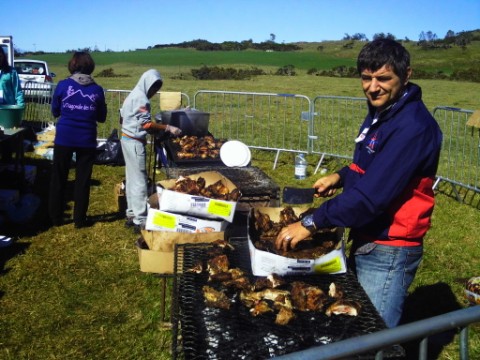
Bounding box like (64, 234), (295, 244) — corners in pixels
(19, 35), (480, 78)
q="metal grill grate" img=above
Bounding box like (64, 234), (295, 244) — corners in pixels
(172, 239), (402, 359)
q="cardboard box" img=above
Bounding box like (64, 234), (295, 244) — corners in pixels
(167, 166), (280, 214)
(137, 229), (224, 273)
(145, 208), (228, 233)
(247, 207), (347, 276)
(157, 171), (238, 222)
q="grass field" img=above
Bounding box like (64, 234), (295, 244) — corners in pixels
(1, 41), (479, 359)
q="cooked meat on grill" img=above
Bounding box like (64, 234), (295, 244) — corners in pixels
(254, 273), (286, 290)
(207, 254), (230, 275)
(209, 271), (234, 283)
(209, 268), (252, 291)
(275, 306), (295, 326)
(202, 286), (231, 310)
(250, 300), (273, 316)
(325, 299), (362, 317)
(186, 260), (203, 274)
(222, 276), (253, 291)
(172, 135), (226, 160)
(211, 239), (235, 250)
(290, 281), (327, 312)
(239, 289), (292, 309)
(328, 282), (344, 299)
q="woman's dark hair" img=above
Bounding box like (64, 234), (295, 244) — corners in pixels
(0, 49), (11, 72)
(68, 51), (95, 75)
(357, 39), (410, 82)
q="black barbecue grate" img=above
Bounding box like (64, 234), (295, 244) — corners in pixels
(172, 238), (403, 360)
(167, 166), (280, 198)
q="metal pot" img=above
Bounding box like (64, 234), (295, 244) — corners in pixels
(160, 109), (210, 137)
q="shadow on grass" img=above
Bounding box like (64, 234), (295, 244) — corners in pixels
(0, 241), (31, 299)
(399, 282), (464, 360)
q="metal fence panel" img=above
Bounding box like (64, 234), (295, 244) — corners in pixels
(433, 106), (478, 198)
(22, 88), (189, 140)
(310, 96), (367, 173)
(193, 90), (311, 154)
(22, 82), (56, 128)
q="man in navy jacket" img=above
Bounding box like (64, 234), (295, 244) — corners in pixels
(276, 39), (443, 328)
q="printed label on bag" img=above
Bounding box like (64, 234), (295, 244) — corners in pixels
(152, 211), (176, 229)
(207, 200), (232, 217)
(313, 256), (342, 274)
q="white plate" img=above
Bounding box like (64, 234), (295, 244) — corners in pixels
(220, 140), (251, 167)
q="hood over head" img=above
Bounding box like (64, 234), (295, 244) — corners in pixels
(134, 69), (163, 95)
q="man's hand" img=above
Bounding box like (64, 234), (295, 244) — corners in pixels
(313, 173), (341, 198)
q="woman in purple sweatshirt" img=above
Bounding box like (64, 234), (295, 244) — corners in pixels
(49, 52), (107, 228)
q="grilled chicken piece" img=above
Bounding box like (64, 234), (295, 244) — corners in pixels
(328, 282), (344, 299)
(290, 281), (327, 312)
(240, 289), (292, 309)
(186, 260), (203, 274)
(211, 239), (235, 250)
(275, 306), (295, 326)
(207, 254), (229, 275)
(254, 273), (286, 290)
(203, 286), (231, 310)
(222, 276), (253, 291)
(325, 299), (362, 317)
(250, 300), (273, 316)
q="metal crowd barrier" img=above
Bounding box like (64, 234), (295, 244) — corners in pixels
(21, 88), (479, 200)
(432, 106), (478, 201)
(22, 81), (56, 128)
(22, 88), (190, 140)
(310, 95), (366, 173)
(100, 89), (190, 140)
(276, 305), (480, 360)
(193, 90), (312, 169)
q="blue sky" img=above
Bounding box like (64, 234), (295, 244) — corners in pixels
(3, 0), (479, 53)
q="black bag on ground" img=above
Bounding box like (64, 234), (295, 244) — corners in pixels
(95, 129), (125, 166)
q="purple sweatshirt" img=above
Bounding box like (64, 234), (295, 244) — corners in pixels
(51, 74), (107, 148)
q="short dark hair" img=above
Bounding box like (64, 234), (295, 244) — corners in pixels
(68, 51), (95, 75)
(357, 39), (410, 82)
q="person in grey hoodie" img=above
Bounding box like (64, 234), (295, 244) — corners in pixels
(120, 69), (181, 231)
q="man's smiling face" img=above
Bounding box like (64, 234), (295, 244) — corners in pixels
(360, 64), (411, 112)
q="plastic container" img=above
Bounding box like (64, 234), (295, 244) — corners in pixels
(295, 153), (307, 179)
(0, 105), (25, 129)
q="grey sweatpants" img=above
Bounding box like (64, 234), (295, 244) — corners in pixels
(121, 137), (148, 225)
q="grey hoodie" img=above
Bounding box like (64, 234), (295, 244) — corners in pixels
(121, 69), (162, 139)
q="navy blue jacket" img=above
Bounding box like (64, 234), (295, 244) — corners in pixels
(51, 77), (107, 148)
(312, 83), (443, 245)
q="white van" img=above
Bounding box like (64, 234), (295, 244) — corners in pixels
(0, 36), (14, 66)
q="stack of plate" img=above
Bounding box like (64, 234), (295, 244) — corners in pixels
(220, 140), (251, 167)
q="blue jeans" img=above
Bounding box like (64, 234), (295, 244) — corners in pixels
(349, 242), (423, 328)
